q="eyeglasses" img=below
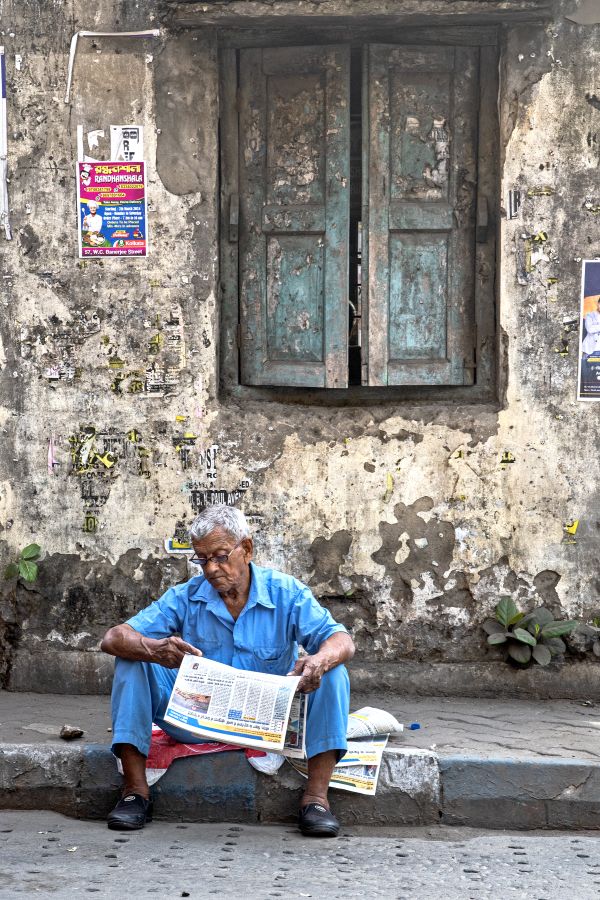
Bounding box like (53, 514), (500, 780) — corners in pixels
(190, 541), (243, 567)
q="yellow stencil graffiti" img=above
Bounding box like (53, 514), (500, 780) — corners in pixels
(383, 473), (394, 503)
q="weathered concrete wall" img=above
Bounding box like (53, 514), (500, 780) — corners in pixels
(0, 0), (212, 688)
(1, 0), (600, 692)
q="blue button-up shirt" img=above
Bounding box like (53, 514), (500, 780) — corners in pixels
(126, 562), (347, 677)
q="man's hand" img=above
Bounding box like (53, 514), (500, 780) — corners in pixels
(100, 624), (202, 668)
(287, 654), (328, 694)
(147, 636), (202, 669)
(286, 633), (355, 694)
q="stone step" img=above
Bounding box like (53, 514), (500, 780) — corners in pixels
(4, 741), (600, 830)
(9, 652), (600, 700)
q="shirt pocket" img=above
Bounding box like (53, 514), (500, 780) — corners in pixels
(248, 645), (291, 675)
(194, 638), (222, 659)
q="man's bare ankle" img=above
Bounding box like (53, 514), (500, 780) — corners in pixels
(122, 785), (150, 800)
(301, 793), (329, 809)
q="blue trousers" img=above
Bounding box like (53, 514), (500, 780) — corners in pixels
(111, 657), (350, 760)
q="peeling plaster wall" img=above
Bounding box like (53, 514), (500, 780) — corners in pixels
(1, 0), (600, 691)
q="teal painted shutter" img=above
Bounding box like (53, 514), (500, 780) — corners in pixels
(239, 46), (350, 388)
(364, 45), (479, 386)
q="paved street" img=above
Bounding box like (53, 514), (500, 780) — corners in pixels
(1, 811), (600, 899)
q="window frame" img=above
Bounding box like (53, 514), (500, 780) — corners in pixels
(218, 27), (499, 405)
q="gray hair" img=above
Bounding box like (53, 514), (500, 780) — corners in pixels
(189, 505), (251, 543)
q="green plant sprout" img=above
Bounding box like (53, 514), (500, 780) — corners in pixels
(3, 544), (41, 583)
(483, 596), (578, 667)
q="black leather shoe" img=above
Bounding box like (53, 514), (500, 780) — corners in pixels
(107, 793), (153, 831)
(298, 803), (340, 837)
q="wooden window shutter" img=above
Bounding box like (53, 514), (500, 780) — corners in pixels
(238, 46), (350, 388)
(363, 44), (479, 386)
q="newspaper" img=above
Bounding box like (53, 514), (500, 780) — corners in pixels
(328, 762), (385, 795)
(289, 707), (402, 795)
(291, 736), (389, 796)
(287, 703), (402, 756)
(164, 655), (301, 752)
(164, 658), (402, 795)
(336, 735), (389, 767)
(282, 691), (307, 758)
(347, 707), (403, 739)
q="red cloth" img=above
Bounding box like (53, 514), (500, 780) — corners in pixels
(146, 725), (265, 776)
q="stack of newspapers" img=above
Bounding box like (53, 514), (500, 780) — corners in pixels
(165, 655), (403, 795)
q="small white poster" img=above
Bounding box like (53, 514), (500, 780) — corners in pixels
(110, 125), (144, 162)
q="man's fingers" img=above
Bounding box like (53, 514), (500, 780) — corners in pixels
(287, 659), (305, 676)
(173, 637), (203, 657)
(297, 670), (323, 693)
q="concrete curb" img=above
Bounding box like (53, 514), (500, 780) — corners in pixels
(2, 741), (600, 829)
(440, 755), (600, 829)
(347, 661), (600, 700)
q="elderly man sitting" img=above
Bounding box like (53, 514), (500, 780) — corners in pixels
(101, 505), (355, 837)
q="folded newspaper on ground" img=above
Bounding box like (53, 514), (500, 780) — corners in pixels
(346, 707), (404, 738)
(290, 736), (389, 795)
(288, 706), (402, 795)
(164, 655), (302, 753)
(336, 734), (389, 767)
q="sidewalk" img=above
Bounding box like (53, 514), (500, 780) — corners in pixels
(2, 690), (600, 830)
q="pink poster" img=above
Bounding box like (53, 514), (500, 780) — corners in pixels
(77, 161), (147, 257)
(577, 260), (600, 400)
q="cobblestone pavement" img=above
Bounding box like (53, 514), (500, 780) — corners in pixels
(2, 811), (600, 899)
